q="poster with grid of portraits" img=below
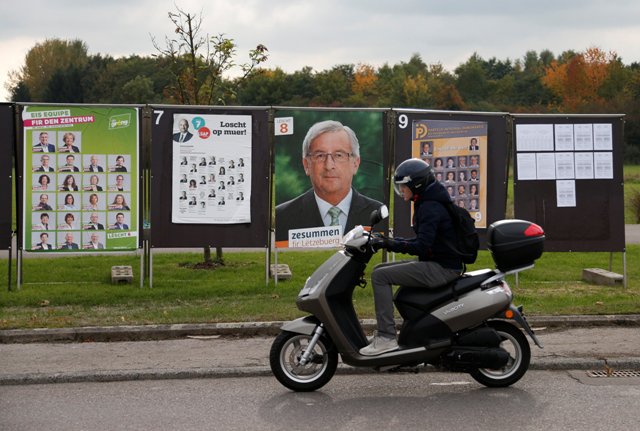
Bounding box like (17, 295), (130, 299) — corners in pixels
(171, 113), (252, 224)
(412, 119), (487, 228)
(22, 106), (139, 252)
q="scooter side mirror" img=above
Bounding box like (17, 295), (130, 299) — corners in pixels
(369, 205), (389, 227)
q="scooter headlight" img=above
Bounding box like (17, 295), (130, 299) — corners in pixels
(341, 225), (367, 248)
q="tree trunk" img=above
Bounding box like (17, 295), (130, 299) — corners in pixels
(216, 246), (223, 263)
(203, 245), (224, 264)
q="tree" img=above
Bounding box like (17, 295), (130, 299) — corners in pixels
(402, 74), (432, 108)
(374, 54), (432, 108)
(120, 75), (156, 104)
(347, 63), (378, 106)
(236, 68), (289, 106)
(151, 6), (268, 106)
(455, 53), (489, 106)
(312, 64), (354, 106)
(151, 6), (268, 265)
(542, 47), (617, 111)
(42, 66), (85, 102)
(9, 81), (31, 102)
(85, 55), (171, 104)
(7, 38), (89, 101)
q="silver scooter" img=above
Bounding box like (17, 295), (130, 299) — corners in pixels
(270, 206), (545, 392)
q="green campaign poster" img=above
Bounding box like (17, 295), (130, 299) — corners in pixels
(23, 105), (139, 252)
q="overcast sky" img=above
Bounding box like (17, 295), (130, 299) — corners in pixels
(2, 0), (640, 102)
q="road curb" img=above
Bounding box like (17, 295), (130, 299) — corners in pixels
(2, 315), (640, 344)
(3, 358), (640, 386)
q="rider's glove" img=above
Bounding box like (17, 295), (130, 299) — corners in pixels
(370, 236), (389, 251)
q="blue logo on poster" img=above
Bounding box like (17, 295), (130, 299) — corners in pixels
(192, 117), (205, 130)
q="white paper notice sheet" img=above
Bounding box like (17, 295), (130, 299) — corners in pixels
(517, 153), (537, 180)
(516, 124), (554, 151)
(594, 152), (613, 179)
(556, 180), (576, 207)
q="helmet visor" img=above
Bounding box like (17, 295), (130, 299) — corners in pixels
(393, 176), (410, 197)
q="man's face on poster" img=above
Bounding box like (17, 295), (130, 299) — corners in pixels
(179, 119), (189, 133)
(302, 130), (360, 203)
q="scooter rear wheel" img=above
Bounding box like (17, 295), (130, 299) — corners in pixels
(270, 331), (338, 392)
(469, 320), (531, 387)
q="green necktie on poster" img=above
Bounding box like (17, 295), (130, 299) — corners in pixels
(328, 207), (341, 226)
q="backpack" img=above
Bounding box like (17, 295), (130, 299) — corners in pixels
(441, 201), (479, 264)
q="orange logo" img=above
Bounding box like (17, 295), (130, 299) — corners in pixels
(415, 123), (428, 139)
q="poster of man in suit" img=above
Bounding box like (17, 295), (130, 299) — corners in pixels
(274, 110), (389, 248)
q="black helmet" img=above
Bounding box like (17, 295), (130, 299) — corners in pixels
(393, 158), (435, 196)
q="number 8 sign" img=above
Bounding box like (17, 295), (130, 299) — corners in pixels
(274, 117), (294, 136)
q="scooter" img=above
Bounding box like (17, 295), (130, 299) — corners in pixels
(270, 206), (546, 392)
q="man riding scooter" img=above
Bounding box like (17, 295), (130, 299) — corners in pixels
(361, 158), (462, 356)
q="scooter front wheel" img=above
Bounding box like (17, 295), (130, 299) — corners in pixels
(270, 331), (338, 392)
(469, 320), (531, 387)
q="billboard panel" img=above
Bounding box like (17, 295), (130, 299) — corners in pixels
(273, 109), (390, 248)
(513, 115), (625, 252)
(393, 110), (510, 247)
(0, 103), (13, 250)
(21, 105), (140, 252)
(149, 106), (269, 248)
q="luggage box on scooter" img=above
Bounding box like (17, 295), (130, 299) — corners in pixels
(487, 220), (545, 272)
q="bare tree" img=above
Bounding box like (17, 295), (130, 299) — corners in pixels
(151, 6), (268, 105)
(152, 6), (268, 264)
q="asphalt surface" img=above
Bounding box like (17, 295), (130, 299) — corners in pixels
(1, 316), (640, 385)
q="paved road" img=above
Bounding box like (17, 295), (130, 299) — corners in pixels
(3, 371), (640, 431)
(1, 318), (639, 385)
(626, 223), (640, 243)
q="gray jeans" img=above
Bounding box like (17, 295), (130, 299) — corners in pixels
(371, 260), (460, 338)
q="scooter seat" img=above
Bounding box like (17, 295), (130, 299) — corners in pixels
(394, 270), (496, 320)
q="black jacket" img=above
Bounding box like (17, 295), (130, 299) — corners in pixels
(386, 181), (462, 270)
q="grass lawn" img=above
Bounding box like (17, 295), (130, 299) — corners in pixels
(1, 244), (638, 329)
(1, 165), (638, 329)
(624, 164), (640, 223)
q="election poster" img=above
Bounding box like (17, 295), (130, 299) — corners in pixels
(273, 109), (389, 248)
(412, 119), (488, 228)
(22, 105), (139, 252)
(171, 113), (252, 224)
